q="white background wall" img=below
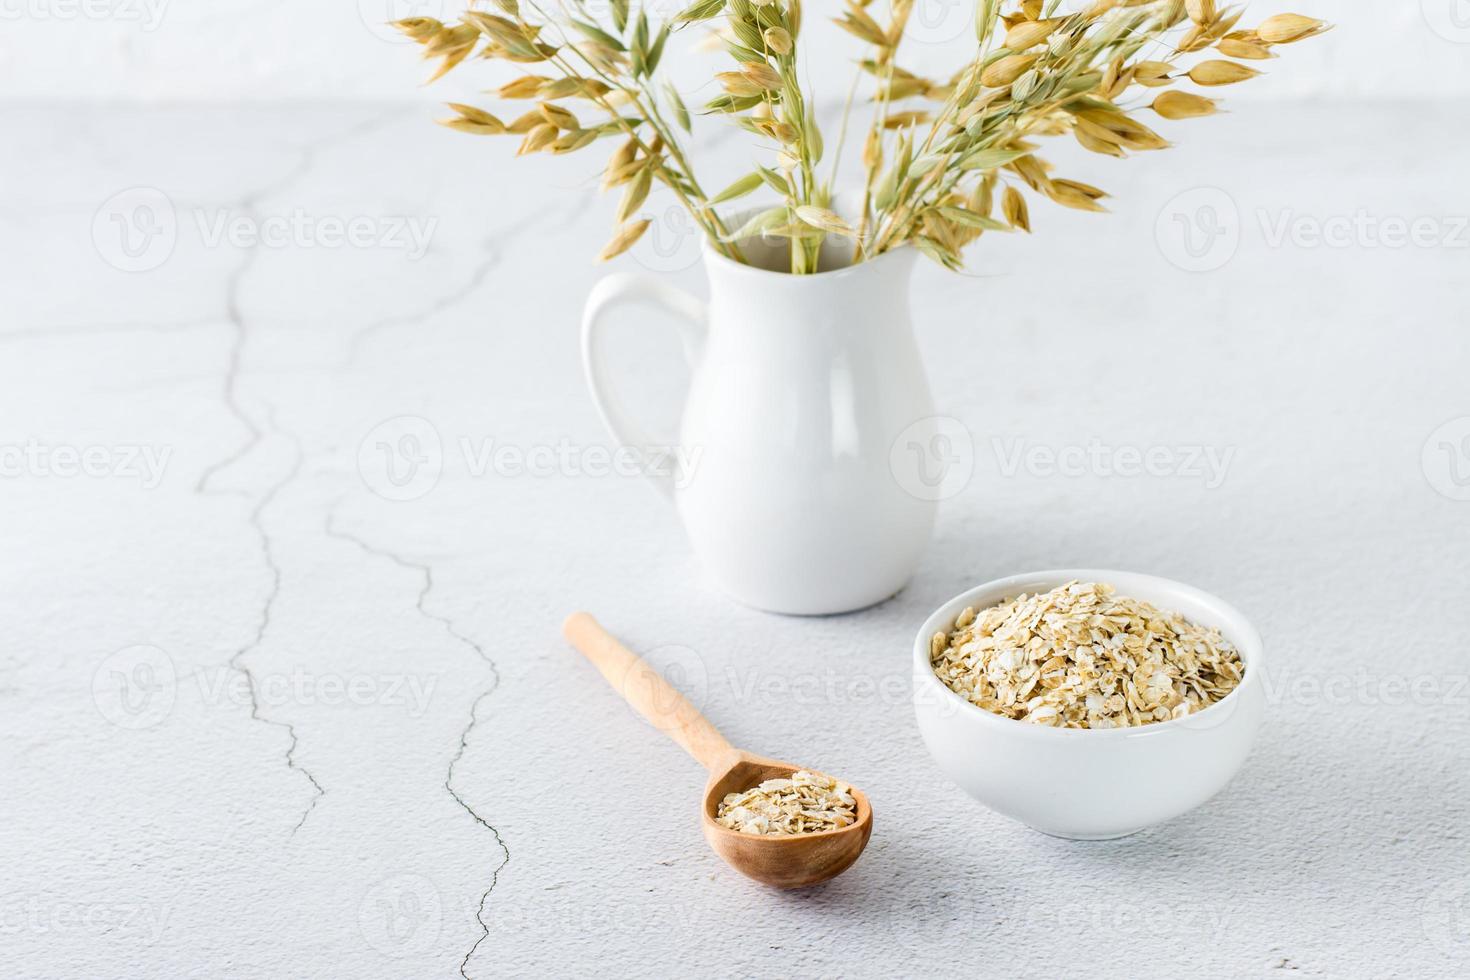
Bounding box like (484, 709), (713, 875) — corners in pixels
(1, 0), (1468, 103)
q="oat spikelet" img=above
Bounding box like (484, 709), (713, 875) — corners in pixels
(982, 54), (1038, 88)
(794, 205), (854, 236)
(1151, 90), (1218, 119)
(518, 123), (558, 154)
(596, 218), (651, 261)
(538, 103), (579, 129)
(1185, 0), (1215, 25)
(1257, 13), (1329, 44)
(439, 104), (506, 135)
(1216, 37), (1273, 60)
(1001, 186), (1030, 232)
(1002, 18), (1060, 50)
(1187, 59), (1260, 85)
(616, 167), (653, 222)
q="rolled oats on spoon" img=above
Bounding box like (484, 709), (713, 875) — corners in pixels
(716, 771), (857, 836)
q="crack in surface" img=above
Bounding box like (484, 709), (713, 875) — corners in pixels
(324, 513), (507, 980)
(190, 109), (408, 832)
(196, 108), (406, 495)
(228, 421), (324, 835)
(190, 213), (322, 831)
(193, 241), (264, 495)
(344, 235), (501, 364)
(344, 189), (592, 366)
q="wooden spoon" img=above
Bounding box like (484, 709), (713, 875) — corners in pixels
(563, 612), (873, 889)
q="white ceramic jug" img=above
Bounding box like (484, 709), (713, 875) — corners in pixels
(582, 236), (938, 615)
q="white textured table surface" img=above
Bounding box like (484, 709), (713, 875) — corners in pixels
(2, 101), (1469, 979)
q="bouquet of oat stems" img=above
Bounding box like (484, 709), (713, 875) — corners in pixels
(397, 0), (1329, 274)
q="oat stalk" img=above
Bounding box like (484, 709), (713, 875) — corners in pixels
(394, 0), (1330, 273)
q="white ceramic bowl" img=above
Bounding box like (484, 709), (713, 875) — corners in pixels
(912, 570), (1265, 839)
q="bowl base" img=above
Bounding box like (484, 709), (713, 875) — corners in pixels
(713, 577), (910, 617)
(1028, 825), (1145, 841)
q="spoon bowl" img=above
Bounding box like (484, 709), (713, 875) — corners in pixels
(700, 750), (873, 889)
(564, 613), (873, 889)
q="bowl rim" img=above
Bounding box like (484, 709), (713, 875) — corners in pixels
(912, 568), (1264, 740)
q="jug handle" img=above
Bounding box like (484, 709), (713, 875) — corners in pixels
(581, 272), (707, 499)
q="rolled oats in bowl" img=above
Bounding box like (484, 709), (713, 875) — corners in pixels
(715, 771), (857, 836)
(929, 580), (1244, 729)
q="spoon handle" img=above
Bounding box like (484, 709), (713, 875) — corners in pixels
(563, 612), (734, 771)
